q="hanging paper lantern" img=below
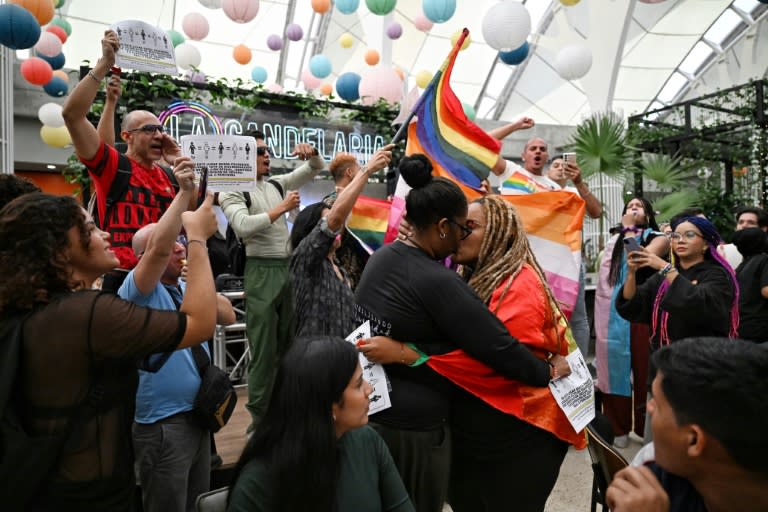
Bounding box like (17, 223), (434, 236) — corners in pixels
(414, 13), (433, 32)
(335, 72), (361, 101)
(266, 83), (283, 93)
(40, 124), (71, 148)
(462, 102), (475, 121)
(339, 32), (353, 48)
(560, 0), (580, 5)
(386, 22), (402, 39)
(50, 17), (71, 37)
(311, 0), (331, 14)
(0, 4), (41, 50)
(365, 0), (396, 16)
(34, 31), (62, 57)
(9, 0), (54, 26)
(423, 0), (455, 23)
(182, 12), (209, 41)
(38, 102), (65, 128)
(364, 48), (380, 66)
(499, 41), (529, 65)
(43, 76), (69, 97)
(554, 43), (592, 80)
(335, 0), (359, 14)
(359, 67), (402, 105)
(285, 23), (303, 41)
(185, 70), (207, 84)
(54, 0), (66, 7)
(320, 83), (333, 96)
(167, 29), (185, 47)
(52, 69), (68, 82)
(251, 65), (267, 83)
(199, 0), (222, 8)
(450, 29), (471, 50)
(45, 24), (67, 44)
(222, 0), (260, 23)
(20, 57), (52, 85)
(393, 67), (404, 80)
(232, 44), (252, 65)
(415, 70), (432, 88)
(309, 54), (332, 78)
(39, 51), (65, 69)
(175, 42), (202, 70)
(301, 69), (321, 89)
(266, 34), (283, 51)
(482, 1), (531, 52)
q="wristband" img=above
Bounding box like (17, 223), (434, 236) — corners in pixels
(405, 343), (429, 367)
(548, 360), (558, 380)
(659, 263), (676, 276)
(187, 239), (207, 249)
(87, 70), (103, 83)
(621, 226), (640, 234)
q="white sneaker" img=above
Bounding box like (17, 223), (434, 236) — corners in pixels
(614, 434), (629, 448)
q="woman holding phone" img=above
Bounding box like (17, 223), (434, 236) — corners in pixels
(593, 197), (667, 447)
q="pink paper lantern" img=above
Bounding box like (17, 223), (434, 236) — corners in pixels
(358, 66), (402, 105)
(34, 31), (62, 57)
(286, 23), (303, 41)
(267, 34), (283, 51)
(266, 83), (283, 93)
(301, 69), (321, 89)
(182, 12), (209, 41)
(386, 22), (402, 39)
(222, 0), (260, 23)
(414, 13), (433, 32)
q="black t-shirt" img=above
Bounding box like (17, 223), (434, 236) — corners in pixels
(616, 259), (735, 348)
(648, 463), (707, 512)
(354, 242), (549, 430)
(735, 254), (768, 342)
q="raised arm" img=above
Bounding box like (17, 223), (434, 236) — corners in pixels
(96, 74), (121, 147)
(487, 117), (535, 140)
(62, 30), (118, 161)
(131, 157), (196, 295)
(567, 161), (602, 219)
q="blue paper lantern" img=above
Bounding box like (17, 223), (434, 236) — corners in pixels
(309, 54), (332, 79)
(336, 72), (361, 102)
(251, 66), (267, 83)
(336, 0), (360, 14)
(0, 4), (41, 51)
(499, 41), (529, 65)
(423, 0), (456, 23)
(38, 51), (65, 70)
(43, 77), (69, 97)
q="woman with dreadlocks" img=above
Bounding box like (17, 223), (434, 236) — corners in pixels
(616, 216), (739, 348)
(360, 195), (584, 512)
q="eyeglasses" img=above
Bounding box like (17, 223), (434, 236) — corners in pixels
(669, 230), (703, 242)
(447, 219), (473, 240)
(127, 124), (165, 134)
(256, 146), (274, 157)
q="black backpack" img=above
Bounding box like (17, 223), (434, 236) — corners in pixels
(225, 180), (284, 277)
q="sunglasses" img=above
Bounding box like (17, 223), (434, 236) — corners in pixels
(256, 146), (274, 157)
(447, 219), (473, 240)
(669, 230), (703, 242)
(127, 124), (165, 134)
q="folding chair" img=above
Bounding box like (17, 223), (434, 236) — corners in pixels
(195, 487), (229, 512)
(586, 423), (629, 511)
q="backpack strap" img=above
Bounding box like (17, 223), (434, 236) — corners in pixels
(160, 165), (180, 193)
(243, 191), (252, 209)
(99, 152), (133, 230)
(190, 345), (211, 377)
(267, 179), (284, 198)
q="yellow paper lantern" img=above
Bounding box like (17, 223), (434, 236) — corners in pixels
(339, 32), (354, 48)
(364, 49), (380, 66)
(320, 83), (333, 96)
(233, 44), (252, 65)
(560, 0), (581, 5)
(415, 70), (433, 89)
(40, 124), (71, 148)
(450, 29), (471, 51)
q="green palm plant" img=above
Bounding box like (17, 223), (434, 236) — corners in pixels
(638, 153), (692, 191)
(651, 190), (699, 222)
(569, 111), (632, 180)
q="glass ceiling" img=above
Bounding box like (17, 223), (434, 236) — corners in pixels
(16, 0), (768, 125)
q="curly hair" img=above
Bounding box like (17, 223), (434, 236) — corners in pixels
(0, 193), (90, 314)
(0, 173), (40, 210)
(461, 196), (559, 319)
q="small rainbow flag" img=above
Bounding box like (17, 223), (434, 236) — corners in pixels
(347, 195), (390, 254)
(501, 170), (558, 195)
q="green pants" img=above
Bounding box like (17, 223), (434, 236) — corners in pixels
(244, 257), (295, 431)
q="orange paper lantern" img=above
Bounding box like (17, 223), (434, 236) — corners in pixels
(52, 69), (68, 82)
(320, 83), (333, 96)
(364, 49), (380, 66)
(20, 56), (53, 85)
(10, 0), (54, 25)
(311, 0), (331, 13)
(232, 44), (252, 65)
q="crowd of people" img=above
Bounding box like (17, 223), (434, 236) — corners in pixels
(1, 29), (767, 512)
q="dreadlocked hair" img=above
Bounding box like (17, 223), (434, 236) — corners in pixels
(462, 196), (560, 319)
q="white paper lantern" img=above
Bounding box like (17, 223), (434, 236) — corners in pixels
(554, 44), (592, 80)
(358, 67), (403, 105)
(198, 0), (222, 8)
(182, 12), (210, 41)
(175, 42), (202, 70)
(34, 31), (63, 58)
(481, 1), (531, 52)
(222, 0), (260, 23)
(37, 102), (64, 128)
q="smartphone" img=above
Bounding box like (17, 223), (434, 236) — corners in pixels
(197, 166), (208, 207)
(623, 237), (642, 254)
(562, 152), (576, 163)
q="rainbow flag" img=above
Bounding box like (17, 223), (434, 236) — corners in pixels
(347, 195), (390, 254)
(502, 191), (585, 317)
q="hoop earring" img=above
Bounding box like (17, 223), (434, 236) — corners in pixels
(439, 232), (446, 239)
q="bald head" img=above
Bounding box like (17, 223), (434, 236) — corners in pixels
(521, 137), (549, 175)
(132, 223), (157, 257)
(121, 110), (158, 133)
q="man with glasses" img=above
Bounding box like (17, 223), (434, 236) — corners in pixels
(219, 130), (324, 433)
(63, 29), (184, 291)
